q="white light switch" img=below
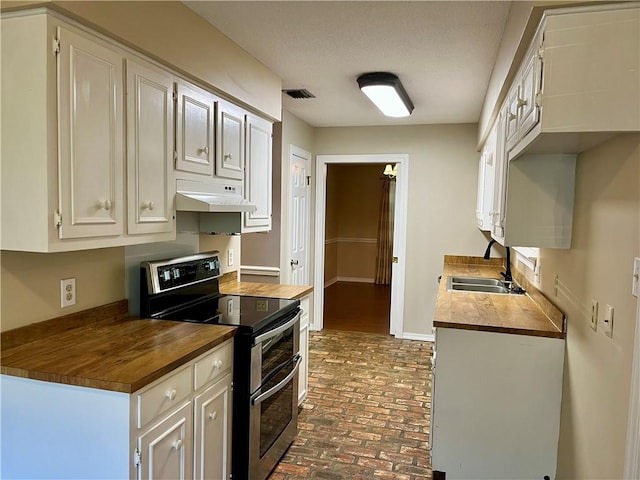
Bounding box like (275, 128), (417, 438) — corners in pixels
(603, 304), (614, 338)
(590, 299), (598, 331)
(633, 257), (639, 298)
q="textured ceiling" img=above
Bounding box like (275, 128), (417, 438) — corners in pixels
(184, 1), (511, 127)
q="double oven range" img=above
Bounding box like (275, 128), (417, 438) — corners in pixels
(140, 251), (301, 480)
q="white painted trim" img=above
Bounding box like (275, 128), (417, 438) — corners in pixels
(624, 293), (640, 478)
(314, 153), (409, 337)
(239, 265), (280, 277)
(402, 333), (435, 342)
(325, 237), (377, 244)
(336, 276), (374, 284)
(324, 277), (338, 288)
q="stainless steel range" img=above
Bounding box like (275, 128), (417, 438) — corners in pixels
(140, 251), (301, 480)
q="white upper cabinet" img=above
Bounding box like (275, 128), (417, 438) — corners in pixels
(508, 4), (640, 160)
(476, 122), (497, 232)
(57, 26), (124, 240)
(175, 80), (216, 177)
(243, 114), (273, 233)
(0, 12), (175, 252)
(126, 59), (175, 235)
(217, 99), (245, 181)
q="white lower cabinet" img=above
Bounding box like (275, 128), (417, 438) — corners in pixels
(0, 339), (233, 480)
(298, 294), (312, 405)
(431, 327), (564, 479)
(137, 402), (193, 480)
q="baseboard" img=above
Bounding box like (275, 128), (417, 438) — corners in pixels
(325, 237), (377, 245)
(401, 332), (435, 342)
(324, 277), (338, 288)
(240, 265), (281, 277)
(337, 276), (375, 283)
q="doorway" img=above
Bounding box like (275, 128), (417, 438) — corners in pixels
(314, 154), (409, 337)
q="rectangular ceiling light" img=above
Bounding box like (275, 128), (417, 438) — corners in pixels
(357, 72), (414, 118)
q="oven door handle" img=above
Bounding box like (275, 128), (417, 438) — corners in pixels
(254, 310), (301, 345)
(251, 354), (301, 406)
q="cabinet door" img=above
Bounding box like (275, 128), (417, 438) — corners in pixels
(298, 320), (309, 405)
(216, 100), (245, 180)
(491, 108), (508, 243)
(57, 27), (124, 239)
(504, 86), (520, 152)
(243, 114), (272, 232)
(137, 402), (193, 480)
(193, 374), (233, 480)
(126, 59), (174, 235)
(176, 80), (215, 176)
(518, 48), (542, 139)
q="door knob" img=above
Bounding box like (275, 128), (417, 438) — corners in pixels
(290, 259), (299, 267)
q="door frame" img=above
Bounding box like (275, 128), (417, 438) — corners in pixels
(624, 290), (640, 477)
(313, 153), (409, 337)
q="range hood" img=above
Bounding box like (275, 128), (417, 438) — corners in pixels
(175, 180), (257, 213)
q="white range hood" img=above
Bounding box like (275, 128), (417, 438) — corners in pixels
(175, 180), (257, 213)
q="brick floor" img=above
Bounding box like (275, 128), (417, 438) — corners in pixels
(270, 330), (434, 479)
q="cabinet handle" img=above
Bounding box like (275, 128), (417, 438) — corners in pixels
(213, 360), (223, 370)
(141, 201), (154, 211)
(201, 146), (209, 155)
(97, 200), (112, 211)
(172, 439), (183, 450)
(166, 389), (177, 401)
(517, 97), (528, 108)
(208, 411), (218, 421)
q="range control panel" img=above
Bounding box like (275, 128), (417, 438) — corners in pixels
(143, 252), (222, 294)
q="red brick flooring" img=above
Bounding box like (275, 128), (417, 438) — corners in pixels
(270, 330), (433, 479)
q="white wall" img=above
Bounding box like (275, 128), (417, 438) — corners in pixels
(535, 133), (640, 478)
(315, 124), (489, 335)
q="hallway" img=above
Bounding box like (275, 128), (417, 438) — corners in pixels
(323, 282), (391, 335)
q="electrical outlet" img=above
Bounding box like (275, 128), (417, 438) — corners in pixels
(227, 249), (234, 267)
(60, 278), (76, 308)
(590, 299), (598, 331)
(633, 257), (640, 298)
(602, 304), (614, 338)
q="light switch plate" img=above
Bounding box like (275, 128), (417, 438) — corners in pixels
(603, 304), (614, 338)
(590, 299), (598, 331)
(632, 257), (639, 297)
(228, 249), (234, 267)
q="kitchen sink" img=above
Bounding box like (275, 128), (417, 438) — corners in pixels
(446, 276), (523, 295)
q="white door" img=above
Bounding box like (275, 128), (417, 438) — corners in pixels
(289, 146), (311, 286)
(126, 59), (174, 235)
(57, 27), (124, 239)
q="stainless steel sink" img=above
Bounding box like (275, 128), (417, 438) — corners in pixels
(446, 276), (514, 295)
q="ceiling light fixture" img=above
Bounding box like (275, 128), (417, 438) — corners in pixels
(357, 72), (414, 118)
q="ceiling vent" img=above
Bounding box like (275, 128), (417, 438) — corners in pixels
(284, 89), (315, 99)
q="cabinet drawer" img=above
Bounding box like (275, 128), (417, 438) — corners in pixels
(137, 365), (192, 428)
(194, 340), (233, 391)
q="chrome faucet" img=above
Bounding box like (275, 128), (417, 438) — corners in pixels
(483, 239), (513, 283)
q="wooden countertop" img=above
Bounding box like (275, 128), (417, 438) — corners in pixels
(0, 300), (236, 394)
(219, 274), (313, 300)
(434, 256), (565, 339)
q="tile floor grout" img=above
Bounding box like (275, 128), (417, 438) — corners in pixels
(270, 329), (434, 479)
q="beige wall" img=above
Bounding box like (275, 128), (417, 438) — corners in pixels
(4, 0), (281, 119)
(1, 248), (125, 331)
(316, 124), (488, 336)
(279, 110), (316, 285)
(533, 134), (639, 478)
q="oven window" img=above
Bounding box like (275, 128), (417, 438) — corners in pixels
(261, 324), (295, 380)
(259, 378), (293, 457)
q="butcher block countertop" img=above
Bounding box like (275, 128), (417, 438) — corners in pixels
(434, 256), (565, 339)
(0, 300), (236, 394)
(219, 272), (313, 300)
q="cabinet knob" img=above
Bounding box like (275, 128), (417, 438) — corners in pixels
(208, 411), (218, 421)
(97, 200), (112, 211)
(141, 201), (154, 211)
(173, 439), (183, 450)
(224, 153), (233, 160)
(507, 112), (517, 121)
(213, 360), (223, 369)
(517, 97), (528, 108)
(201, 146), (209, 155)
(166, 389), (177, 401)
